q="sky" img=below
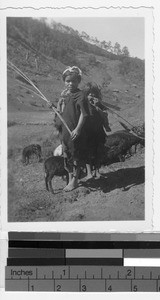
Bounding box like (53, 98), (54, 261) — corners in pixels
(50, 17), (144, 59)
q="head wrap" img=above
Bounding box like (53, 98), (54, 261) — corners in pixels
(62, 66), (82, 82)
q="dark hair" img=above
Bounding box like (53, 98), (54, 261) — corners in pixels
(62, 71), (81, 83)
(83, 82), (102, 99)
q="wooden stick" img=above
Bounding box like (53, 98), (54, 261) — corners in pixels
(7, 60), (72, 135)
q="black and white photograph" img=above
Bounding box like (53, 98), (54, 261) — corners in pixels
(0, 4), (152, 231)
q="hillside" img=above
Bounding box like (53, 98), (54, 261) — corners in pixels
(7, 17), (144, 124)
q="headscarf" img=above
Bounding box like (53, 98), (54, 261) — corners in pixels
(62, 66), (82, 82)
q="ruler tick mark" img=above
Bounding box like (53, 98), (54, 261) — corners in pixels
(27, 276), (29, 292)
(117, 271), (119, 279)
(150, 272), (152, 279)
(69, 266), (70, 279)
(101, 268), (103, 279)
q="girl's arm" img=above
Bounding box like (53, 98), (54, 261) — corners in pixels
(71, 109), (86, 140)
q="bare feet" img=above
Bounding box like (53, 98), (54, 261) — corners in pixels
(63, 177), (78, 191)
(85, 164), (93, 180)
(93, 170), (101, 178)
(85, 174), (93, 180)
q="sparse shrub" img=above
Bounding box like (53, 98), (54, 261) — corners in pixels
(132, 123), (145, 137)
(88, 54), (97, 66)
(7, 121), (17, 127)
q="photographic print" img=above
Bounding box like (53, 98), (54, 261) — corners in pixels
(0, 6), (152, 230)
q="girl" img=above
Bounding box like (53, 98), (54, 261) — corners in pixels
(84, 82), (111, 133)
(83, 82), (109, 176)
(58, 66), (91, 191)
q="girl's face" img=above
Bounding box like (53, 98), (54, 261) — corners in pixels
(64, 75), (80, 92)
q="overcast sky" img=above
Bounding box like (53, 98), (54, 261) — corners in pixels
(50, 17), (144, 59)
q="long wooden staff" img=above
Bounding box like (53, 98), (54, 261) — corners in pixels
(7, 60), (72, 135)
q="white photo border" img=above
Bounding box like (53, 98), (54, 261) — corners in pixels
(0, 5), (154, 233)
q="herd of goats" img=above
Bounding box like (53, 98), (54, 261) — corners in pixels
(21, 124), (145, 194)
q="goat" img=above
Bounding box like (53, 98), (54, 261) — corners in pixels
(22, 144), (42, 165)
(44, 156), (69, 194)
(101, 130), (144, 165)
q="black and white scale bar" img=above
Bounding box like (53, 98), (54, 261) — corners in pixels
(8, 241), (160, 249)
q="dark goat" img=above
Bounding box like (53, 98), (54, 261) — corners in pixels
(22, 144), (42, 165)
(101, 131), (144, 165)
(44, 156), (69, 194)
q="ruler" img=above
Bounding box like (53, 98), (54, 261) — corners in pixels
(5, 266), (160, 292)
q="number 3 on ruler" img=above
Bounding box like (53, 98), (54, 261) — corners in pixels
(82, 285), (87, 292)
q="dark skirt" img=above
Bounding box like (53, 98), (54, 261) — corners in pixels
(61, 113), (106, 171)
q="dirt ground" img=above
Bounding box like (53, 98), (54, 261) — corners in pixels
(8, 143), (144, 222)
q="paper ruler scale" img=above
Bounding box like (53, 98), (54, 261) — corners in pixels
(5, 266), (160, 292)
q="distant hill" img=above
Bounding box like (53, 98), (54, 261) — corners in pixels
(7, 17), (144, 126)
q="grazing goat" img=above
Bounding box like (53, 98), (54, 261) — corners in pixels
(44, 156), (69, 194)
(100, 130), (144, 165)
(22, 144), (42, 165)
